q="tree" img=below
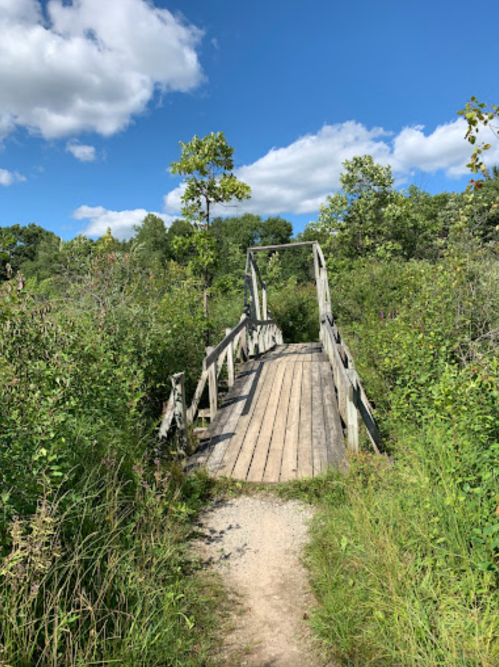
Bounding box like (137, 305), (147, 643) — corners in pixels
(133, 214), (169, 268)
(170, 132), (251, 319)
(309, 156), (445, 264)
(170, 132), (251, 229)
(311, 155), (395, 262)
(0, 223), (60, 281)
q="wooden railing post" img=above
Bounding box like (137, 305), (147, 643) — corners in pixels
(171, 373), (188, 455)
(206, 346), (218, 420)
(313, 243), (324, 322)
(346, 370), (359, 454)
(226, 327), (235, 387)
(250, 255), (261, 321)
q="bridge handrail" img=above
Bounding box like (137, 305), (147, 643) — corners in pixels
(158, 311), (283, 451)
(321, 313), (381, 454)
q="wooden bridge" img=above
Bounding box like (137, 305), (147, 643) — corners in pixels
(159, 242), (381, 482)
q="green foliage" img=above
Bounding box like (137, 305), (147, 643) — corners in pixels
(305, 444), (499, 667)
(0, 224), (61, 281)
(302, 159), (499, 665)
(133, 213), (170, 267)
(0, 468), (221, 666)
(458, 96), (499, 188)
(268, 278), (319, 343)
(170, 131), (251, 228)
(310, 157), (445, 264)
(0, 232), (222, 665)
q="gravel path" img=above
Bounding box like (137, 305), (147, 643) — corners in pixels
(195, 494), (323, 667)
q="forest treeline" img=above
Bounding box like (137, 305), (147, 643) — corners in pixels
(1, 151), (499, 665)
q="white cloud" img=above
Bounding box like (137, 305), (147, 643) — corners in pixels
(164, 119), (499, 218)
(0, 0), (203, 140)
(66, 141), (97, 162)
(73, 205), (174, 240)
(0, 168), (26, 186)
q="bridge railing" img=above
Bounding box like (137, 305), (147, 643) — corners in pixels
(158, 312), (283, 454)
(246, 240), (381, 454)
(313, 245), (381, 455)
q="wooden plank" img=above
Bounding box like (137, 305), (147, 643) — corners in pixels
(250, 256), (261, 320)
(297, 360), (313, 478)
(208, 354), (218, 420)
(263, 362), (294, 483)
(231, 362), (278, 480)
(313, 243), (323, 320)
(206, 362), (259, 474)
(319, 361), (347, 469)
(264, 343), (288, 362)
(171, 373), (188, 456)
(158, 390), (175, 439)
(246, 362), (286, 482)
(216, 361), (270, 478)
(187, 361), (256, 471)
(280, 362), (303, 481)
(311, 361), (329, 475)
(248, 241), (316, 252)
(226, 328), (235, 387)
(186, 371), (208, 423)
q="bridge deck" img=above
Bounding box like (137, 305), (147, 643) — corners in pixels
(188, 343), (346, 482)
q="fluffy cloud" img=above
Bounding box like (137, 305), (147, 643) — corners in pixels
(66, 141), (97, 162)
(74, 205), (174, 240)
(0, 168), (26, 186)
(0, 0), (203, 140)
(164, 119), (499, 217)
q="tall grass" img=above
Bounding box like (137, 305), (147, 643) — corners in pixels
(302, 431), (499, 667)
(0, 467), (219, 667)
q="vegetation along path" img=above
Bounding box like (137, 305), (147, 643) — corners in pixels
(195, 494), (324, 667)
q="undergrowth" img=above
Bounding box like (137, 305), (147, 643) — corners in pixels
(0, 468), (221, 667)
(293, 439), (499, 667)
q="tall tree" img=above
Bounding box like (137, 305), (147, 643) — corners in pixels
(170, 132), (251, 318)
(170, 131), (251, 229)
(133, 214), (169, 268)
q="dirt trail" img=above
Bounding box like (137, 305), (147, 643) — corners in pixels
(195, 495), (324, 667)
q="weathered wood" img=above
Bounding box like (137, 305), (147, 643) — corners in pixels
(188, 344), (349, 481)
(313, 243), (324, 319)
(280, 360), (303, 481)
(263, 362), (294, 483)
(320, 266), (332, 317)
(226, 328), (235, 387)
(346, 369), (359, 454)
(207, 346), (218, 420)
(250, 255), (261, 321)
(171, 373), (188, 455)
(311, 360), (329, 474)
(231, 362), (278, 479)
(206, 361), (258, 474)
(246, 362), (286, 482)
(216, 345), (228, 379)
(323, 314), (381, 454)
(297, 361), (313, 478)
(186, 371), (208, 423)
(203, 317), (248, 371)
(357, 395), (382, 455)
(248, 241), (317, 252)
(158, 390), (175, 439)
(216, 362), (270, 477)
(319, 361), (347, 468)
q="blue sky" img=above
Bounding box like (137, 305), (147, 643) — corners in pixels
(1, 0), (498, 240)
